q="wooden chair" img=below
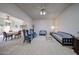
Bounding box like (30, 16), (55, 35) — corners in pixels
(15, 31), (21, 39)
(3, 32), (13, 41)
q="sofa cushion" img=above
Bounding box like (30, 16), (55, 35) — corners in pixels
(50, 31), (73, 38)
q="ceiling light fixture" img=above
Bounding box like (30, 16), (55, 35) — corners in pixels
(40, 4), (47, 15)
(40, 8), (46, 15)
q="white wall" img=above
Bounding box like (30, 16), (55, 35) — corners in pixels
(0, 3), (32, 29)
(57, 4), (79, 36)
(33, 19), (57, 35)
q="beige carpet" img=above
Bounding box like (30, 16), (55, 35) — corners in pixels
(0, 36), (76, 55)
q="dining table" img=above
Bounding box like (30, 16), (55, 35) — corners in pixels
(6, 31), (19, 39)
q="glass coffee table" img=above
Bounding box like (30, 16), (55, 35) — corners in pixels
(46, 32), (52, 40)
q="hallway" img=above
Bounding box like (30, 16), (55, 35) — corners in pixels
(0, 36), (76, 55)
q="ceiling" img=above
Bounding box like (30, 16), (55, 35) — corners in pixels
(16, 3), (71, 20)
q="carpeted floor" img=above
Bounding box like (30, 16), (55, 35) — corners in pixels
(0, 36), (76, 55)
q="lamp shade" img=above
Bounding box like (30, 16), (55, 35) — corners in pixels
(51, 26), (55, 30)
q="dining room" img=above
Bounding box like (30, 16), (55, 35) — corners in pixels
(0, 11), (25, 41)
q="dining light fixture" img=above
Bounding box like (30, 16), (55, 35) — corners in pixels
(40, 8), (46, 15)
(40, 4), (47, 15)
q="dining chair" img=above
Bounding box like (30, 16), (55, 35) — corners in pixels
(3, 32), (13, 41)
(15, 31), (21, 39)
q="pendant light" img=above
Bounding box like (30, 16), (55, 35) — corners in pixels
(40, 8), (46, 15)
(40, 4), (47, 15)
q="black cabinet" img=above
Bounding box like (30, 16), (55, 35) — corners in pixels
(73, 37), (79, 55)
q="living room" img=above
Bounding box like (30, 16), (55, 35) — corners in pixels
(0, 3), (79, 55)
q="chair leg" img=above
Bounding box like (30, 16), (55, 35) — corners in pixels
(19, 34), (21, 38)
(5, 37), (7, 41)
(3, 37), (5, 41)
(15, 35), (17, 39)
(3, 37), (7, 41)
(23, 39), (26, 43)
(28, 40), (31, 43)
(11, 35), (13, 40)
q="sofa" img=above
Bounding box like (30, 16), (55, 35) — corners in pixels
(50, 31), (75, 45)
